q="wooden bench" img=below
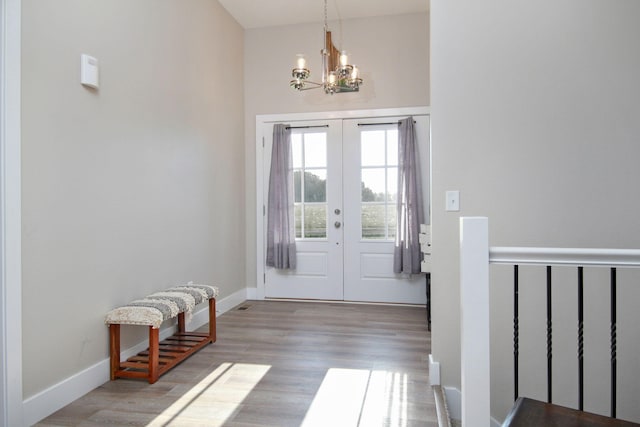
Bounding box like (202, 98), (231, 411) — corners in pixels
(105, 284), (218, 384)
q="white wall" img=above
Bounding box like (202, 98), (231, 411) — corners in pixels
(21, 0), (245, 399)
(431, 0), (640, 422)
(243, 13), (430, 290)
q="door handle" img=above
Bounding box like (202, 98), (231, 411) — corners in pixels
(334, 221), (342, 228)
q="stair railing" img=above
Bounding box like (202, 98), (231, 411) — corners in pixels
(459, 217), (640, 427)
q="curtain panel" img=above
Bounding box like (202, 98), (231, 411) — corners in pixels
(266, 124), (297, 269)
(394, 117), (424, 275)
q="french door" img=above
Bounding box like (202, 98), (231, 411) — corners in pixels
(262, 115), (429, 304)
(263, 119), (344, 300)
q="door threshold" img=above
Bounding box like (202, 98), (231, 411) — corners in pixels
(263, 297), (426, 308)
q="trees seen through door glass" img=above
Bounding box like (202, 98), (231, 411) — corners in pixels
(361, 128), (398, 240)
(290, 127), (398, 240)
(292, 132), (327, 239)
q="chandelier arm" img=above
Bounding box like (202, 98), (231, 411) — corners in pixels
(301, 81), (324, 88)
(298, 85), (323, 91)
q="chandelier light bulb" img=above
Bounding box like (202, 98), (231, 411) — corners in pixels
(328, 71), (337, 85)
(296, 54), (307, 70)
(339, 51), (348, 67)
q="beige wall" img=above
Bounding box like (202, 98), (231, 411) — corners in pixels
(243, 13), (430, 289)
(431, 0), (640, 422)
(21, 0), (244, 398)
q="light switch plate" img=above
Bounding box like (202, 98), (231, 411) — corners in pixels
(446, 190), (460, 211)
(80, 54), (99, 89)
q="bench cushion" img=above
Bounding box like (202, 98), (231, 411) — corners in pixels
(105, 306), (165, 329)
(105, 283), (219, 329)
(169, 284), (219, 304)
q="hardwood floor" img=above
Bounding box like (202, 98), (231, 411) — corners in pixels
(37, 300), (436, 427)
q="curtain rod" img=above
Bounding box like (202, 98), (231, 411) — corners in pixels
(285, 125), (330, 130)
(285, 122), (416, 129)
(357, 120), (415, 127)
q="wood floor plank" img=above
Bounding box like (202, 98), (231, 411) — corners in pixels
(36, 301), (434, 426)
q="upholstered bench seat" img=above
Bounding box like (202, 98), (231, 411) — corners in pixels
(105, 283), (218, 383)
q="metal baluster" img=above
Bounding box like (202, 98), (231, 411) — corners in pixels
(547, 265), (553, 403)
(514, 265), (519, 401)
(577, 266), (584, 411)
(611, 268), (617, 418)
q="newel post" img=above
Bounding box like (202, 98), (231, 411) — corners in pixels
(460, 217), (490, 426)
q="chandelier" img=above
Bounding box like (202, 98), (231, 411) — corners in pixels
(290, 0), (363, 94)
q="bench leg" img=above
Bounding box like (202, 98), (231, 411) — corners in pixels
(177, 312), (185, 334)
(109, 324), (121, 380)
(178, 300), (214, 342)
(209, 298), (216, 343)
(148, 327), (159, 384)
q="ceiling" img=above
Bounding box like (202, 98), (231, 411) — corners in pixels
(217, 0), (430, 29)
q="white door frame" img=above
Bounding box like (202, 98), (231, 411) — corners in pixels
(0, 0), (23, 426)
(0, 0), (23, 425)
(255, 106), (429, 300)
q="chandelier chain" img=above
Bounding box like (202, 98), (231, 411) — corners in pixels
(324, 0), (328, 30)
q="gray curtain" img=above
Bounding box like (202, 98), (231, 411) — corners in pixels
(266, 124), (297, 269)
(394, 117), (424, 274)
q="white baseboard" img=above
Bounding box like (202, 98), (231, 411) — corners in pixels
(246, 286), (258, 300)
(22, 358), (109, 427)
(208, 287), (247, 317)
(442, 386), (501, 427)
(421, 355), (503, 426)
(429, 354), (440, 385)
(22, 287), (248, 426)
(444, 386), (462, 422)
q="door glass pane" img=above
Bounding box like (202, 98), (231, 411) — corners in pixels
(387, 167), (398, 202)
(294, 170), (302, 203)
(293, 130), (328, 240)
(294, 204), (302, 238)
(360, 125), (398, 240)
(387, 204), (397, 239)
(304, 133), (327, 168)
(361, 204), (386, 239)
(304, 205), (327, 238)
(292, 134), (303, 168)
(361, 131), (385, 166)
(304, 169), (326, 202)
(387, 131), (398, 165)
(361, 168), (385, 202)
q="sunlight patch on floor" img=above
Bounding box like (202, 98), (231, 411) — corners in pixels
(302, 368), (409, 427)
(148, 362), (271, 426)
(360, 371), (409, 426)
